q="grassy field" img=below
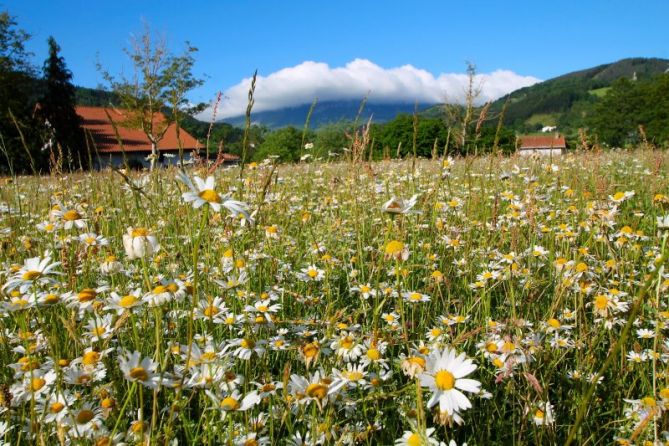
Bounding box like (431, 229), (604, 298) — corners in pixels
(589, 87), (613, 98)
(1, 149), (668, 445)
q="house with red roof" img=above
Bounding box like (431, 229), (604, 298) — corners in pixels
(517, 134), (566, 156)
(76, 106), (239, 169)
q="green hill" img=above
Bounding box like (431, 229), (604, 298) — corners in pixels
(487, 57), (669, 136)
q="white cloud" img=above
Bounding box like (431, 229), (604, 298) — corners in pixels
(200, 59), (541, 120)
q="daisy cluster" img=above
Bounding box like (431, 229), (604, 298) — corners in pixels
(0, 151), (668, 445)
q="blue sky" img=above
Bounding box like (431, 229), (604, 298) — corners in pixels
(4, 0), (668, 117)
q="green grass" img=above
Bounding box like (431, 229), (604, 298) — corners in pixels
(589, 87), (612, 98)
(525, 113), (559, 127)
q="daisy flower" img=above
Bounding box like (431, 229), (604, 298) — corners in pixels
(289, 370), (333, 409)
(298, 265), (325, 282)
(177, 172), (252, 221)
(331, 331), (364, 362)
(195, 297), (229, 323)
(382, 194), (419, 214)
(122, 227), (160, 260)
(206, 389), (260, 417)
(52, 204), (86, 229)
(2, 253), (61, 293)
(418, 347), (481, 416)
(118, 350), (164, 389)
(107, 289), (144, 314)
(78, 232), (109, 248)
(395, 427), (439, 446)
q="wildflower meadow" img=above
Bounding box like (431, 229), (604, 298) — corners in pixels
(1, 149), (668, 445)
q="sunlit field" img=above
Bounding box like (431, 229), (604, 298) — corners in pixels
(1, 149), (668, 445)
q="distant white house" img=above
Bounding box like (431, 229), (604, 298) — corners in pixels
(541, 126), (557, 133)
(518, 134), (566, 156)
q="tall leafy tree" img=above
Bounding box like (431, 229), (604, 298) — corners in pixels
(39, 36), (86, 170)
(0, 10), (44, 174)
(99, 25), (204, 170)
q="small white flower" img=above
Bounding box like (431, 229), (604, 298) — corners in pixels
(122, 227), (159, 260)
(382, 195), (419, 214)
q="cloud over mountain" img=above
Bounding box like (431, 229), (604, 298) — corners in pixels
(201, 59), (541, 120)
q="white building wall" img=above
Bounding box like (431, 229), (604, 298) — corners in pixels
(518, 148), (563, 156)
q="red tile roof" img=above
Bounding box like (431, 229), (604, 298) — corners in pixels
(519, 135), (566, 150)
(76, 106), (200, 153)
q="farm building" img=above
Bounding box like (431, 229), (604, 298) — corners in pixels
(76, 106), (239, 169)
(517, 134), (566, 156)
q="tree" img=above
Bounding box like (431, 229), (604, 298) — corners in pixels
(0, 10), (45, 174)
(38, 36), (86, 171)
(252, 127), (304, 163)
(99, 25), (203, 170)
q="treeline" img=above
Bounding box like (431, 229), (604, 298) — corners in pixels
(182, 113), (517, 164)
(588, 74), (669, 147)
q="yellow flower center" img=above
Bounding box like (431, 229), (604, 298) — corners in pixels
(303, 343), (319, 358)
(129, 367), (148, 381)
(257, 305), (269, 313)
(244, 440), (258, 446)
(502, 341), (516, 353)
(43, 294), (59, 304)
(641, 397), (656, 407)
(407, 433), (421, 446)
(575, 262), (588, 273)
(31, 377), (46, 392)
(151, 285), (167, 295)
(198, 189), (221, 203)
(594, 295), (609, 310)
(409, 292), (422, 301)
(131, 227), (149, 237)
(547, 318), (561, 329)
(201, 352), (217, 362)
(434, 370), (455, 391)
(76, 409), (94, 424)
(203, 305), (219, 317)
(344, 371), (363, 381)
(78, 288), (97, 303)
(63, 210), (81, 221)
(101, 398), (115, 409)
(22, 270), (42, 280)
(307, 269), (318, 278)
(306, 383), (329, 399)
(385, 240), (404, 256)
(408, 356), (425, 368)
(535, 409), (545, 419)
(612, 192), (625, 201)
(240, 339), (255, 349)
(340, 336), (354, 350)
(50, 402), (65, 413)
(220, 396), (240, 410)
(119, 295), (138, 308)
(82, 351), (100, 366)
(367, 348), (381, 361)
